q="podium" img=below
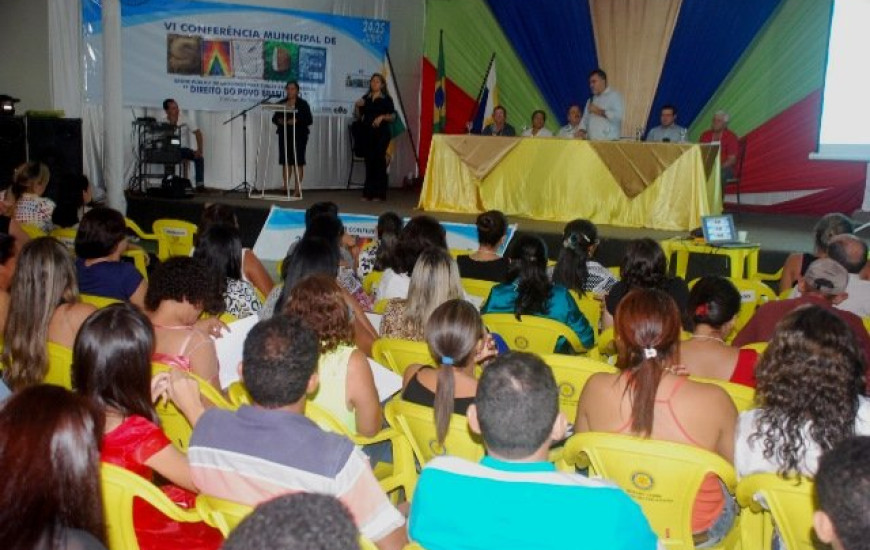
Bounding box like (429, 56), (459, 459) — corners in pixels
(252, 103), (303, 201)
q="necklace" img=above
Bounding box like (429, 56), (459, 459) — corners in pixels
(690, 334), (725, 344)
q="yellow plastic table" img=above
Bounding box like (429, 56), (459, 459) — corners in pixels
(659, 238), (760, 280)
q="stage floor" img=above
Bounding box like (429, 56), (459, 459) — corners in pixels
(126, 187), (821, 281)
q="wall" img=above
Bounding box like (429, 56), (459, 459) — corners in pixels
(0, 0), (51, 112)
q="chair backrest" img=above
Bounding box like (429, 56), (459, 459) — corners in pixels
(362, 270), (384, 296)
(372, 338), (433, 376)
(384, 398), (484, 465)
(195, 494), (254, 538)
(44, 341), (74, 389)
(79, 293), (123, 309)
(50, 226), (78, 251)
(125, 217), (158, 241)
(541, 354), (617, 421)
(569, 290), (602, 335)
(481, 313), (584, 354)
(727, 277), (778, 337)
(460, 277), (498, 302)
(561, 432), (738, 550)
(689, 376), (757, 412)
(152, 219), (197, 260)
(20, 223), (47, 239)
(101, 462), (202, 550)
(741, 342), (768, 354)
(736, 474), (815, 550)
(373, 298), (389, 314)
(152, 362), (234, 452)
(122, 249), (149, 280)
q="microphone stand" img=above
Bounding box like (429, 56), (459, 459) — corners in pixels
(222, 95), (277, 195)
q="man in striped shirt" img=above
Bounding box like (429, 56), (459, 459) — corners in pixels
(188, 315), (406, 550)
(408, 352), (659, 550)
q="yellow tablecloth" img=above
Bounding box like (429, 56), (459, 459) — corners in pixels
(418, 135), (722, 230)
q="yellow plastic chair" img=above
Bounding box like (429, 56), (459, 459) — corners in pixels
(20, 223), (47, 239)
(195, 494), (254, 537)
(741, 342), (768, 354)
(123, 248), (150, 280)
(101, 462), (204, 550)
(460, 277), (498, 302)
(569, 290), (602, 335)
(152, 219), (198, 260)
(362, 270), (384, 295)
(50, 226), (77, 251)
(384, 398), (484, 466)
(44, 342), (74, 389)
(152, 362), (234, 452)
(863, 316), (870, 334)
(372, 338), (433, 377)
(558, 432), (739, 550)
(449, 248), (471, 259)
(79, 293), (123, 309)
(541, 354), (617, 421)
(360, 537), (381, 550)
(607, 266), (621, 278)
(727, 278), (778, 339)
(373, 298), (389, 314)
(481, 313), (586, 354)
(736, 474), (815, 550)
(689, 376), (757, 412)
(403, 545), (425, 550)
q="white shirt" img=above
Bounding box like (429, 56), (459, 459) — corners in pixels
(521, 128), (553, 138)
(558, 123), (583, 138)
(376, 268), (410, 301)
(735, 395), (870, 477)
(580, 87), (624, 141)
(788, 273), (870, 317)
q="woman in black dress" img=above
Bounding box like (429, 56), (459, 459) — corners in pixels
(354, 73), (395, 201)
(272, 80), (313, 197)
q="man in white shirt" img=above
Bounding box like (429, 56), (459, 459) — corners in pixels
(163, 98), (205, 190)
(579, 69), (623, 141)
(645, 105), (687, 143)
(558, 104), (583, 138)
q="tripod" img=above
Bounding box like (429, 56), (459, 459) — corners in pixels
(223, 95), (277, 195)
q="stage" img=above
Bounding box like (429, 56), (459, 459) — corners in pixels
(126, 188), (822, 282)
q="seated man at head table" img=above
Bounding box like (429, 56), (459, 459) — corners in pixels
(480, 105), (516, 137)
(558, 104), (584, 138)
(699, 110), (740, 181)
(646, 104), (687, 143)
(578, 68), (624, 141)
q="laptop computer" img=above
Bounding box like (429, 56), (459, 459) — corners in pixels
(701, 214), (754, 248)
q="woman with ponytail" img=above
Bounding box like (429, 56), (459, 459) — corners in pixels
(576, 288), (737, 546)
(456, 210), (510, 283)
(481, 234), (594, 353)
(551, 218), (616, 296)
(401, 300), (496, 444)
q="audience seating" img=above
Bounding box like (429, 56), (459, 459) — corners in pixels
(558, 432), (739, 550)
(152, 219), (197, 260)
(736, 474), (815, 550)
(44, 342), (74, 389)
(689, 376), (757, 412)
(460, 277), (498, 302)
(540, 354), (616, 421)
(195, 494), (253, 538)
(79, 293), (122, 309)
(101, 462), (204, 550)
(49, 227), (77, 250)
(372, 338), (433, 376)
(20, 223), (47, 239)
(481, 313), (586, 355)
(124, 248), (150, 280)
(740, 342), (768, 354)
(569, 290), (602, 335)
(726, 278), (778, 338)
(362, 270), (383, 296)
(373, 299), (389, 314)
(57, 223), (148, 279)
(384, 398), (484, 466)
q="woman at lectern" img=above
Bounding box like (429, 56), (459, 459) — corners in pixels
(354, 73), (395, 202)
(272, 80), (312, 197)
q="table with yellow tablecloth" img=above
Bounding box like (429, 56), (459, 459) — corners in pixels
(418, 135), (722, 231)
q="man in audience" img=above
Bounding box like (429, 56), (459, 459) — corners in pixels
(646, 105), (686, 143)
(481, 105), (516, 136)
(558, 104), (583, 138)
(223, 493), (360, 550)
(814, 436), (870, 550)
(188, 315), (407, 550)
(163, 98), (205, 190)
(408, 351), (658, 550)
(826, 234), (870, 317)
(699, 110), (739, 181)
(579, 69), (624, 141)
(733, 258), (870, 361)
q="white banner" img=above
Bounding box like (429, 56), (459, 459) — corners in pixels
(82, 0), (390, 113)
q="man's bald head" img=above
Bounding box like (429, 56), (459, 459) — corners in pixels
(828, 234), (868, 274)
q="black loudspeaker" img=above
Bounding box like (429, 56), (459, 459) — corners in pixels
(0, 116), (26, 188)
(26, 117), (84, 200)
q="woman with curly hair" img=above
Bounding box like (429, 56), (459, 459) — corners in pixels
(145, 256), (225, 390)
(551, 218), (617, 296)
(735, 305), (870, 477)
(481, 234), (593, 353)
(603, 238), (688, 330)
(284, 274), (381, 436)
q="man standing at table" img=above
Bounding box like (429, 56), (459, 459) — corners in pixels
(558, 104), (584, 138)
(481, 106), (516, 136)
(699, 110), (739, 181)
(578, 69), (623, 141)
(646, 104), (687, 143)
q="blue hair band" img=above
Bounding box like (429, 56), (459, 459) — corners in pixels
(441, 356), (455, 366)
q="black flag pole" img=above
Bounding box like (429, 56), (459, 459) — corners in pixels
(468, 52), (496, 131)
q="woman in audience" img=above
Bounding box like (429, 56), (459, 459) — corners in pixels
(73, 303), (222, 550)
(74, 207), (147, 307)
(193, 224), (261, 319)
(284, 274), (381, 437)
(0, 385), (107, 550)
(576, 288), (738, 545)
(303, 213), (371, 310)
(2, 237), (96, 390)
(12, 161), (55, 233)
(381, 247), (464, 341)
(145, 257), (224, 390)
(481, 234), (594, 353)
(551, 218), (617, 296)
(456, 210), (510, 282)
(196, 203), (274, 296)
(680, 276), (758, 387)
(402, 299), (496, 444)
(0, 233), (16, 334)
(779, 213), (854, 293)
(52, 174), (92, 229)
(357, 211), (403, 280)
(603, 238), (688, 330)
(735, 305), (869, 477)
(377, 215), (447, 300)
